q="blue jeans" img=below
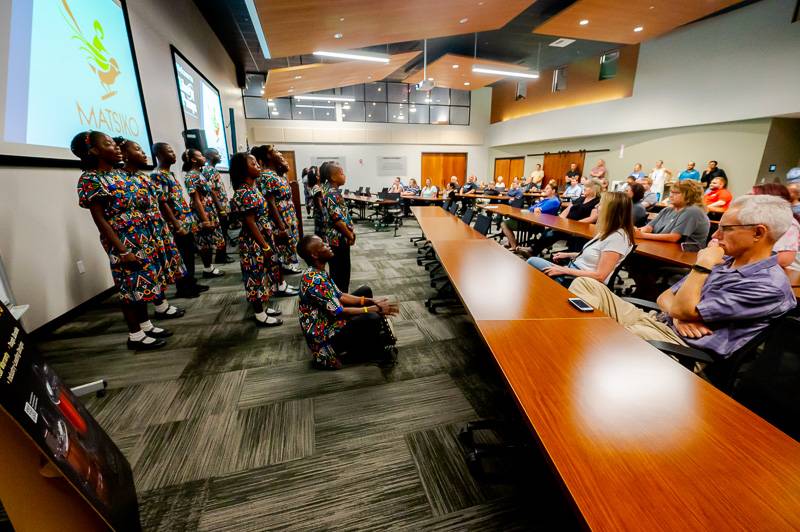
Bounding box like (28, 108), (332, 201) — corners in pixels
(527, 256), (576, 287)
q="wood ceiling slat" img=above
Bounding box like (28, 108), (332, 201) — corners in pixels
(403, 53), (530, 90)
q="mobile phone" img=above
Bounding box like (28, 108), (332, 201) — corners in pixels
(568, 297), (593, 312)
(680, 242), (701, 252)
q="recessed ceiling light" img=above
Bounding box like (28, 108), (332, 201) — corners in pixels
(288, 89), (293, 92)
(392, 115), (397, 118)
(634, 26), (644, 32)
(298, 111), (303, 114)
(294, 75), (302, 79)
(342, 114), (346, 118)
(334, 33), (343, 39)
(464, 82), (470, 86)
(367, 114), (372, 118)
(313, 50), (389, 63)
(452, 64), (459, 69)
(326, 112), (330, 116)
(339, 17), (345, 21)
(372, 102), (376, 106)
(649, 5), (655, 9)
(410, 108), (417, 113)
(428, 77), (434, 81)
(294, 95), (354, 102)
(478, 1), (484, 5)
(459, 17), (468, 24)
(267, 99), (273, 102)
(425, 98), (431, 103)
(367, 76), (372, 80)
(579, 19), (589, 25)
(260, 89), (265, 94)
(377, 87), (382, 91)
(472, 66), (539, 79)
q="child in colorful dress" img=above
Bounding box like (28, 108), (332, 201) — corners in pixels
(151, 142), (209, 298)
(72, 131), (170, 350)
(182, 149), (226, 279)
(229, 153), (284, 327)
(251, 144), (302, 274)
(297, 234), (398, 370)
(203, 148), (233, 264)
(308, 166), (326, 238)
(320, 161), (355, 292)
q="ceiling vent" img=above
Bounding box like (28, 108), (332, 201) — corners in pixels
(549, 38), (576, 48)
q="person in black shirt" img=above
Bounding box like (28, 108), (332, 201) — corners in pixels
(700, 160), (726, 189)
(565, 162), (581, 182)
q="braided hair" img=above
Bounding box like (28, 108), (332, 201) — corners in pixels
(181, 149), (201, 172)
(69, 130), (106, 170)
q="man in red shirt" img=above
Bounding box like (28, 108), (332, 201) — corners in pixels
(704, 176), (733, 211)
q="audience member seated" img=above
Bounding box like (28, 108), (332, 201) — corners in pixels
(564, 175), (583, 201)
(460, 175), (478, 194)
(678, 161), (700, 181)
(649, 160), (670, 197)
(527, 192), (634, 286)
(622, 175), (636, 191)
(298, 235), (399, 370)
(788, 179), (800, 217)
(495, 175), (507, 191)
(600, 177), (610, 192)
(500, 182), (561, 250)
(506, 178), (523, 199)
(751, 183), (800, 271)
(388, 177), (404, 193)
(569, 194), (796, 360)
(590, 159), (607, 179)
(701, 160), (727, 189)
(565, 163), (581, 183)
(403, 178), (420, 196)
(629, 163), (646, 180)
(704, 176), (733, 212)
(638, 176), (659, 209)
(627, 182), (649, 227)
(421, 178), (438, 198)
(637, 180), (709, 247)
(446, 181), (459, 199)
(530, 164), (545, 189)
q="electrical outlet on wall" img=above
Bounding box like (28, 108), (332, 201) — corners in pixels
(76, 260), (86, 274)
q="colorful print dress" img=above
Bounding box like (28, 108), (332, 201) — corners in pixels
(202, 165), (229, 217)
(257, 169), (299, 266)
(230, 184), (281, 302)
(77, 169), (164, 303)
(132, 170), (185, 286)
(150, 169), (197, 235)
(322, 183), (353, 248)
(311, 183), (326, 238)
(184, 169), (225, 253)
(299, 267), (346, 367)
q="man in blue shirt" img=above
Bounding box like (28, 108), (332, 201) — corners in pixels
(628, 163), (646, 180)
(500, 182), (561, 250)
(678, 161), (701, 181)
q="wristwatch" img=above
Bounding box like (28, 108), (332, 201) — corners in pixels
(691, 264), (713, 274)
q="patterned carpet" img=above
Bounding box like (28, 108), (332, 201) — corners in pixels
(8, 215), (580, 531)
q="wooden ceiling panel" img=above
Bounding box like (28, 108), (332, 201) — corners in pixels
(264, 51), (420, 98)
(254, 0), (535, 59)
(533, 0), (743, 44)
(403, 53), (531, 90)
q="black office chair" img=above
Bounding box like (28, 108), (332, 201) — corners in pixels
(606, 244), (637, 295)
(365, 187), (371, 196)
(357, 186), (364, 195)
(381, 187), (389, 194)
(473, 213), (492, 236)
(448, 201), (458, 214)
(509, 196), (524, 209)
(442, 199), (452, 211)
(461, 207), (475, 225)
(344, 188), (351, 195)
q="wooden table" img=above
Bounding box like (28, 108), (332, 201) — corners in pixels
(456, 193), (511, 202)
(411, 206), (800, 529)
(400, 195), (444, 203)
(343, 193), (397, 221)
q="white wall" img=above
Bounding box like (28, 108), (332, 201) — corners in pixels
(0, 0), (246, 331)
(487, 0), (800, 148)
(247, 88), (492, 190)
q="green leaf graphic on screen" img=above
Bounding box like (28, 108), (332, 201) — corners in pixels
(60, 0), (121, 101)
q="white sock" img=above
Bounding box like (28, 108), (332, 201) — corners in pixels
(255, 311), (267, 322)
(203, 265), (216, 273)
(278, 281), (287, 291)
(129, 330), (146, 341)
(154, 301), (169, 313)
(140, 320), (164, 334)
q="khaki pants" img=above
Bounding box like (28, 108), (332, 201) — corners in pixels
(569, 277), (688, 347)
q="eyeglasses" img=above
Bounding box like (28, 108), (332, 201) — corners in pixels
(717, 224), (761, 233)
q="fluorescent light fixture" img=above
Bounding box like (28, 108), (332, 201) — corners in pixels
(313, 50), (390, 63)
(295, 104), (335, 109)
(472, 66), (539, 79)
(243, 0), (271, 59)
(294, 95), (355, 102)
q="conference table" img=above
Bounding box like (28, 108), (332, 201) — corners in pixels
(411, 205), (800, 530)
(342, 193), (398, 221)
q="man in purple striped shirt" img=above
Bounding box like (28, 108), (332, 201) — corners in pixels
(570, 194), (796, 359)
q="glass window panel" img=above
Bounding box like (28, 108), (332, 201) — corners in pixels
(243, 73), (266, 97)
(342, 101), (366, 122)
(291, 100), (312, 119)
(449, 106), (470, 125)
(268, 98), (291, 119)
(552, 66), (568, 92)
(450, 89), (470, 106)
(313, 106), (336, 121)
(364, 82), (387, 102)
(339, 84), (365, 101)
(599, 50), (619, 80)
(311, 88), (335, 95)
(365, 101), (388, 122)
(408, 104), (428, 124)
(429, 105), (450, 125)
(430, 87), (450, 105)
(244, 96), (268, 118)
(387, 83), (409, 103)
(409, 85), (431, 104)
(388, 103), (408, 123)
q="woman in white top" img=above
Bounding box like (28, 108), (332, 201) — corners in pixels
(649, 160), (670, 198)
(494, 175), (506, 190)
(527, 191), (635, 286)
(420, 178), (438, 198)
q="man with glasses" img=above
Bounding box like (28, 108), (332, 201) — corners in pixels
(569, 194), (796, 359)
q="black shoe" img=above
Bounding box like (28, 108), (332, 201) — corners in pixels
(202, 270), (225, 278)
(195, 284), (211, 292)
(267, 308), (282, 317)
(154, 307), (186, 320)
(253, 316), (283, 327)
(145, 327), (173, 338)
(377, 346), (398, 368)
(273, 288), (299, 298)
(127, 337), (166, 351)
(173, 290), (200, 299)
(216, 255), (236, 264)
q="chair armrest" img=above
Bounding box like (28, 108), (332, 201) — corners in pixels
(646, 340), (715, 363)
(622, 297), (661, 312)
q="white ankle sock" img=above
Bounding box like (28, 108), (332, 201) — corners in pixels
(203, 265), (216, 273)
(129, 330), (146, 341)
(154, 301), (169, 313)
(140, 320), (164, 333)
(278, 281), (287, 291)
(255, 311), (267, 322)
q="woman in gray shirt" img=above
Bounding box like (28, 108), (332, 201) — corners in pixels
(637, 180), (710, 247)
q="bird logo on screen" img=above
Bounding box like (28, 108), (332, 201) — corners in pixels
(60, 0), (121, 101)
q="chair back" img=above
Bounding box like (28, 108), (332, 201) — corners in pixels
(357, 186), (364, 195)
(385, 192), (400, 202)
(510, 196), (524, 208)
(473, 213), (492, 235)
(365, 187), (371, 196)
(381, 187), (389, 194)
(607, 244), (637, 290)
(461, 207), (475, 225)
(443, 199), (452, 211)
(448, 201), (458, 214)
(344, 189), (351, 195)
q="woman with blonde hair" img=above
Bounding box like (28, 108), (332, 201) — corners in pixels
(637, 179), (709, 247)
(527, 191), (635, 286)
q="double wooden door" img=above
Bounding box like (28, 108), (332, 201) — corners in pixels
(421, 153), (468, 191)
(543, 151), (586, 189)
(493, 157), (525, 183)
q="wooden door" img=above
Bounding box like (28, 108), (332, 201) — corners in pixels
(543, 151), (586, 189)
(421, 152), (467, 191)
(494, 157), (524, 183)
(281, 150), (297, 182)
(509, 158), (525, 182)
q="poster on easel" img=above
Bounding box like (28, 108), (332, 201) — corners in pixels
(0, 301), (140, 531)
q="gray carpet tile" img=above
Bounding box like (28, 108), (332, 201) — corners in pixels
(138, 479), (210, 532)
(398, 498), (543, 531)
(159, 370), (246, 423)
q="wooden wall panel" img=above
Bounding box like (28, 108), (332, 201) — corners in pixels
(543, 151), (586, 189)
(509, 158), (525, 181)
(493, 158), (510, 182)
(422, 153), (467, 191)
(491, 45), (639, 124)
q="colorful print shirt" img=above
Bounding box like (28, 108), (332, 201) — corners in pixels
(299, 267), (346, 365)
(322, 183), (353, 248)
(184, 169), (220, 226)
(230, 184), (271, 251)
(151, 168), (197, 233)
(203, 165), (229, 215)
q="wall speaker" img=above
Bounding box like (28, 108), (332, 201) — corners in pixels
(183, 129), (208, 153)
